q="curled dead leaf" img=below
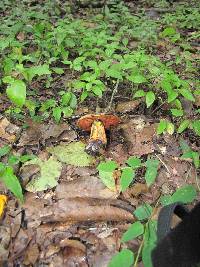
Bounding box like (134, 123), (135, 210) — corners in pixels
(40, 198), (134, 222)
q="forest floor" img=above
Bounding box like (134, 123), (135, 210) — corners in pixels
(0, 0), (199, 266)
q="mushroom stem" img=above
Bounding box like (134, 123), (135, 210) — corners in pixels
(89, 120), (107, 145)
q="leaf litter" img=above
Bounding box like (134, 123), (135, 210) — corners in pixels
(0, 2), (199, 266)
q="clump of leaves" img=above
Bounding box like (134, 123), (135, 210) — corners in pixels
(109, 183), (197, 267)
(48, 141), (93, 167)
(97, 156), (159, 192)
(0, 145), (34, 202)
(24, 156), (62, 193)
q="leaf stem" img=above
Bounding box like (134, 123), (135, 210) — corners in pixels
(106, 79), (120, 112)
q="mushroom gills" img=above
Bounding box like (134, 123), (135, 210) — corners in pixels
(85, 120), (107, 155)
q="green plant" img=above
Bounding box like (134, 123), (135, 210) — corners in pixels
(108, 184), (197, 267)
(0, 145), (34, 202)
(97, 156), (159, 192)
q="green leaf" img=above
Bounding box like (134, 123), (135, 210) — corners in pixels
(162, 27), (176, 37)
(160, 195), (172, 206)
(24, 157), (62, 193)
(99, 60), (112, 71)
(8, 155), (20, 165)
(172, 185), (197, 204)
(146, 91), (155, 108)
(97, 161), (118, 172)
(121, 221), (144, 242)
(177, 120), (190, 133)
(61, 92), (71, 106)
(120, 167), (135, 192)
(166, 121), (175, 135)
(20, 154), (35, 163)
(6, 79), (26, 107)
(97, 161), (118, 191)
(128, 74), (146, 84)
(0, 166), (23, 202)
(52, 107), (62, 123)
(80, 91), (88, 102)
(27, 64), (51, 81)
(133, 90), (145, 98)
(106, 68), (123, 79)
(167, 90), (178, 103)
(170, 109), (183, 117)
(157, 120), (167, 135)
(62, 107), (73, 118)
(0, 163), (5, 174)
(48, 142), (93, 167)
(92, 86), (103, 97)
(180, 88), (195, 101)
(142, 243), (155, 267)
(191, 151), (200, 169)
(134, 204), (153, 220)
(40, 99), (56, 112)
(98, 170), (116, 191)
(142, 220), (157, 267)
(108, 249), (134, 267)
(52, 67), (64, 74)
(127, 156), (141, 169)
(0, 145), (11, 158)
(73, 81), (86, 90)
(161, 185), (197, 206)
(192, 120), (200, 136)
(145, 159), (159, 187)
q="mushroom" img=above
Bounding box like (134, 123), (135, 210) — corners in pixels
(77, 114), (120, 155)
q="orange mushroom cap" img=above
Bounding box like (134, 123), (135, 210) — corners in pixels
(77, 114), (120, 132)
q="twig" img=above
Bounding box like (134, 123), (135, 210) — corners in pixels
(155, 154), (171, 175)
(106, 79), (120, 112)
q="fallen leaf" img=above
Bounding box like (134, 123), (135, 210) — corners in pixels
(45, 244), (60, 258)
(24, 157), (62, 192)
(39, 198), (134, 222)
(23, 243), (39, 265)
(0, 118), (20, 144)
(56, 176), (118, 200)
(17, 121), (76, 146)
(48, 142), (93, 167)
(0, 226), (10, 261)
(60, 239), (86, 252)
(115, 100), (141, 113)
(120, 119), (156, 156)
(156, 156), (197, 190)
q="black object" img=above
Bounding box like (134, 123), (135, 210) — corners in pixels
(152, 202), (200, 267)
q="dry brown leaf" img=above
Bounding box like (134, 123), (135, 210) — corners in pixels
(0, 118), (20, 144)
(17, 121), (76, 146)
(45, 244), (60, 258)
(16, 32), (25, 41)
(115, 100), (141, 113)
(106, 144), (129, 165)
(23, 243), (39, 265)
(0, 226), (10, 262)
(120, 119), (156, 156)
(56, 176), (118, 200)
(63, 246), (88, 266)
(40, 198), (134, 222)
(156, 156), (197, 190)
(60, 239), (86, 253)
(128, 183), (148, 197)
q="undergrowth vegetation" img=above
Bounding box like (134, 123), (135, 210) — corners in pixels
(0, 0), (199, 266)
